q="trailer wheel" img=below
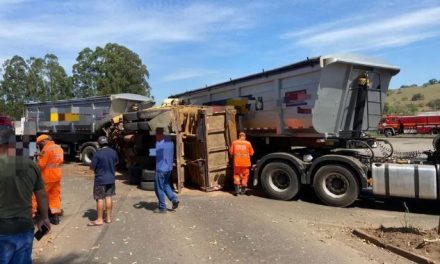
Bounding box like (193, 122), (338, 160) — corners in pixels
(313, 165), (359, 207)
(260, 162), (300, 200)
(81, 146), (96, 166)
(384, 129), (393, 137)
(431, 128), (439, 135)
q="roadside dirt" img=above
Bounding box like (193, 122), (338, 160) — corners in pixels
(367, 226), (440, 262)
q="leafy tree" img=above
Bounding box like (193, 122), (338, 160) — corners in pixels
(72, 43), (150, 98)
(72, 48), (98, 98)
(27, 57), (46, 102)
(27, 54), (72, 102)
(428, 79), (438, 85)
(411, 93), (424, 101)
(44, 54), (72, 100)
(0, 56), (29, 119)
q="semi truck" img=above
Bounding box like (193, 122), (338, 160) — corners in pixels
(23, 93), (154, 164)
(171, 54), (440, 207)
(378, 114), (440, 136)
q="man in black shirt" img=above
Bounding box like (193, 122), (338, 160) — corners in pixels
(0, 120), (51, 263)
(89, 136), (118, 226)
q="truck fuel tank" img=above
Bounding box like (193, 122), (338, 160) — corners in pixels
(371, 163), (438, 199)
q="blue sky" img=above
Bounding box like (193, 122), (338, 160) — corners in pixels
(1, 0), (440, 103)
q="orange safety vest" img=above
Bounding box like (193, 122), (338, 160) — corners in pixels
(38, 141), (64, 182)
(229, 139), (254, 167)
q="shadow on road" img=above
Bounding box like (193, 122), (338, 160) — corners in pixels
(249, 186), (440, 215)
(82, 209), (97, 220)
(133, 201), (157, 211)
(354, 197), (440, 215)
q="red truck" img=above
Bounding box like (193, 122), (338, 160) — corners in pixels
(378, 114), (440, 136)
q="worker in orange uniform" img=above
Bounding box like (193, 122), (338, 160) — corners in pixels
(229, 132), (254, 196)
(32, 134), (64, 225)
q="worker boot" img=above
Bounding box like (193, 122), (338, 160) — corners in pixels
(50, 214), (60, 225)
(234, 186), (240, 196)
(240, 187), (247, 195)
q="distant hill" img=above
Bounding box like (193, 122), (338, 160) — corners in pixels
(384, 83), (440, 115)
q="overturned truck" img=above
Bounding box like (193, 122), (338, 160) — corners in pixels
(171, 54), (440, 207)
(119, 105), (237, 192)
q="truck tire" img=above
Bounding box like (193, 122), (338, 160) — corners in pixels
(124, 122), (139, 132)
(384, 129), (393, 137)
(123, 112), (139, 122)
(141, 169), (155, 181)
(260, 162), (300, 201)
(137, 121), (150, 131)
(431, 128), (439, 135)
(139, 180), (155, 191)
(81, 145), (96, 166)
(313, 165), (359, 207)
(128, 167), (142, 185)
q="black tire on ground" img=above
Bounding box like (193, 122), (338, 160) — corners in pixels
(313, 165), (359, 207)
(141, 169), (155, 181)
(260, 162), (300, 201)
(124, 122), (139, 132)
(431, 128), (439, 135)
(384, 129), (393, 137)
(81, 146), (96, 166)
(137, 121), (150, 131)
(138, 110), (163, 120)
(128, 167), (142, 185)
(123, 112), (139, 122)
(139, 180), (155, 191)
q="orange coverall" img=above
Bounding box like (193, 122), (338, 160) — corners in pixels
(229, 139), (254, 187)
(32, 141), (64, 215)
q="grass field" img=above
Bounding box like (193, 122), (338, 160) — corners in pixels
(386, 83), (440, 114)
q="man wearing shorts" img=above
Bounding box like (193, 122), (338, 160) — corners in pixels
(88, 136), (118, 226)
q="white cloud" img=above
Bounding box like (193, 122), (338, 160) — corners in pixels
(282, 6), (440, 52)
(0, 1), (254, 55)
(162, 69), (216, 82)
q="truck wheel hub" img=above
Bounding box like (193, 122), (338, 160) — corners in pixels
(269, 170), (290, 192)
(324, 174), (348, 196)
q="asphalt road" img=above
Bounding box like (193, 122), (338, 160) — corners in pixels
(32, 138), (439, 264)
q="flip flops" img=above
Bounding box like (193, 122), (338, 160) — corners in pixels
(87, 221), (103, 226)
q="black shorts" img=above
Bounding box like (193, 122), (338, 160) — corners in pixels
(93, 184), (116, 200)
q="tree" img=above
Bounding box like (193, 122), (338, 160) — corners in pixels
(411, 93), (424, 101)
(44, 54), (72, 100)
(27, 54), (72, 102)
(72, 48), (98, 98)
(72, 43), (150, 98)
(428, 79), (438, 85)
(0, 56), (29, 119)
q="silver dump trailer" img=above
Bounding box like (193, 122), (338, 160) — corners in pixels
(24, 93), (154, 164)
(172, 55), (440, 207)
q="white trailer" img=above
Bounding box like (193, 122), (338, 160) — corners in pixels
(171, 55), (440, 207)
